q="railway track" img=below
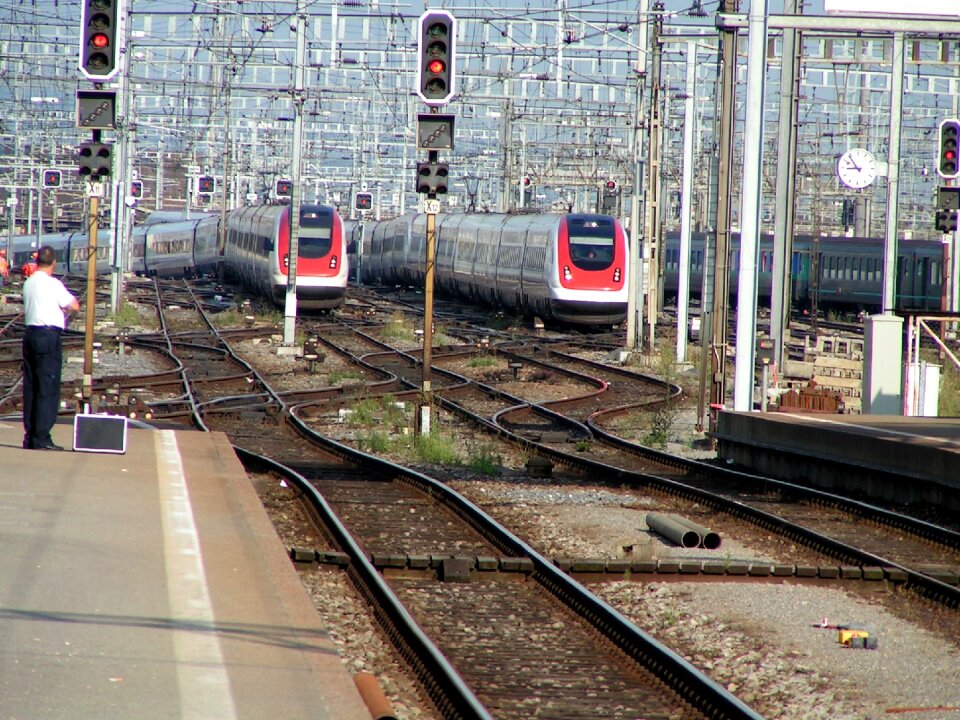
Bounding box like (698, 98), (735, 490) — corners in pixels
(1, 278), (957, 717)
(284, 314), (960, 609)
(138, 283), (761, 720)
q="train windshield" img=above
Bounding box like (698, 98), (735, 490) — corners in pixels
(567, 217), (615, 269)
(297, 209), (333, 258)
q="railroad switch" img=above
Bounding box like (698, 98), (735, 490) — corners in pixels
(525, 456), (553, 479)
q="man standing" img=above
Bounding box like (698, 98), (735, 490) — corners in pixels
(22, 245), (80, 451)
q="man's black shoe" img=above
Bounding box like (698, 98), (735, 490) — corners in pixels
(35, 443), (64, 451)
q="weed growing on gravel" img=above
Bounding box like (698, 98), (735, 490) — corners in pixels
(210, 308), (245, 327)
(360, 430), (391, 454)
(380, 395), (408, 431)
(345, 395), (408, 431)
(644, 402), (678, 449)
(109, 302), (144, 329)
(467, 444), (502, 476)
(328, 369), (365, 386)
(413, 432), (460, 465)
(575, 439), (592, 452)
(468, 356), (499, 368)
(382, 313), (415, 342)
(349, 397), (381, 425)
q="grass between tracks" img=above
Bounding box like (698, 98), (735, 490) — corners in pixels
(346, 394), (504, 475)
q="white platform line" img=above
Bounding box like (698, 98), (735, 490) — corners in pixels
(797, 414), (949, 442)
(155, 430), (238, 720)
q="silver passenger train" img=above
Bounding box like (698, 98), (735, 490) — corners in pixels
(9, 203), (349, 310)
(348, 212), (629, 325)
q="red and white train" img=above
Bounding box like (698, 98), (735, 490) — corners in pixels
(352, 212), (629, 325)
(132, 203), (349, 309)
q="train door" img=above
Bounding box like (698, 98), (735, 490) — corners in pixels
(791, 250), (808, 307)
(896, 254), (910, 310)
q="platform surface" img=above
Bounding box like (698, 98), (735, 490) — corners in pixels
(0, 419), (370, 720)
(714, 411), (960, 493)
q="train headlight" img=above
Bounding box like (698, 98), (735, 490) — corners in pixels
(563, 265), (572, 281)
(329, 256), (338, 269)
(283, 254), (289, 268)
(613, 268), (621, 282)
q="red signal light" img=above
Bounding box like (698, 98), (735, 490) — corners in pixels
(416, 11), (456, 106)
(91, 33), (109, 48)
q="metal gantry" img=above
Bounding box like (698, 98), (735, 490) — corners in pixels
(2, 1), (960, 416)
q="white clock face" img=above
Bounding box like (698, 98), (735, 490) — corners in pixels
(837, 148), (878, 189)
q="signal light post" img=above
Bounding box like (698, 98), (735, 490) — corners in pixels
(414, 9), (456, 436)
(937, 119), (960, 179)
(80, 0), (120, 82)
(77, 0), (123, 405)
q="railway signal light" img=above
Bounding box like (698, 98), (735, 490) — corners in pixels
(415, 161), (449, 195)
(80, 0), (120, 81)
(355, 192), (372, 211)
(197, 175), (215, 194)
(130, 180), (143, 199)
(935, 209), (958, 233)
(42, 169), (62, 188)
(937, 119), (960, 179)
(416, 10), (456, 106)
(77, 141), (112, 179)
(275, 178), (292, 197)
(604, 179), (618, 193)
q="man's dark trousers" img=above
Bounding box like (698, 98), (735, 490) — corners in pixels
(22, 326), (63, 449)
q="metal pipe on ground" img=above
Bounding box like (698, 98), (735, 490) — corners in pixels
(645, 513), (701, 548)
(668, 514), (722, 550)
(353, 672), (397, 720)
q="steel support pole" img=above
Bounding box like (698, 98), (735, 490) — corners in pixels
(697, 0), (738, 432)
(83, 193), (99, 406)
(627, 0), (650, 351)
(732, 0), (768, 412)
(770, 0), (800, 373)
(643, 3), (664, 351)
(283, 0), (307, 346)
(676, 39), (696, 363)
(882, 33), (905, 314)
(418, 211), (437, 436)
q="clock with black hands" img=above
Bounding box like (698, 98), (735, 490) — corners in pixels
(837, 148), (878, 190)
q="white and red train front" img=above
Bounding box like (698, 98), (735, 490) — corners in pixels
(222, 204), (348, 310)
(547, 213), (629, 324)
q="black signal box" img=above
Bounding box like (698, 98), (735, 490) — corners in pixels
(417, 114), (455, 151)
(76, 89), (117, 130)
(936, 187), (960, 210)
